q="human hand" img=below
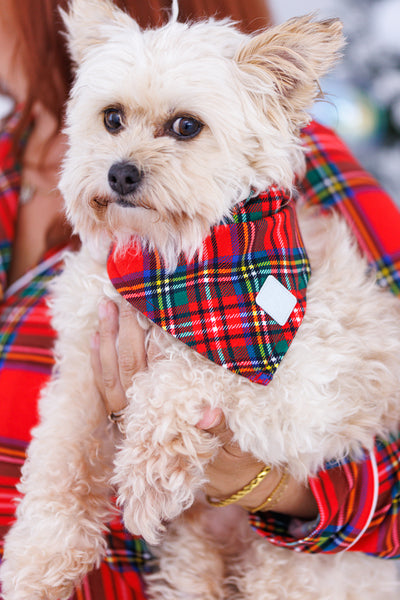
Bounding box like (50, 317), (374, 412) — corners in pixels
(90, 303), (317, 519)
(197, 409), (318, 518)
(90, 299), (147, 419)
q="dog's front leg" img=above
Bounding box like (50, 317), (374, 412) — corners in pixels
(112, 353), (221, 546)
(1, 250), (117, 600)
(0, 372), (115, 600)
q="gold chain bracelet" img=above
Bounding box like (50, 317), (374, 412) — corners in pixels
(250, 468), (289, 513)
(206, 465), (272, 508)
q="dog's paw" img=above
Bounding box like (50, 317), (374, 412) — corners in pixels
(118, 481), (195, 545)
(113, 430), (216, 545)
(1, 554), (75, 600)
(1, 519), (107, 600)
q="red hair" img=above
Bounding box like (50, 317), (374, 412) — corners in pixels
(4, 0), (271, 151)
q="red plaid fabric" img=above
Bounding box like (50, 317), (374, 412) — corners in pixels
(251, 433), (400, 557)
(300, 120), (400, 297)
(0, 108), (21, 302)
(108, 189), (311, 385)
(0, 108), (150, 599)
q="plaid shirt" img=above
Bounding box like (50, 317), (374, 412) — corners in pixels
(0, 107), (399, 600)
(250, 434), (400, 557)
(300, 121), (400, 297)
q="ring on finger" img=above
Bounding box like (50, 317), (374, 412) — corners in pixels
(108, 408), (126, 433)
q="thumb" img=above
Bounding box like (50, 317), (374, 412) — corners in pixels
(196, 407), (223, 431)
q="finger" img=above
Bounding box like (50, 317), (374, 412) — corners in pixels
(197, 408), (251, 459)
(118, 300), (147, 392)
(98, 300), (127, 414)
(147, 337), (161, 363)
(196, 407), (223, 430)
(196, 408), (234, 447)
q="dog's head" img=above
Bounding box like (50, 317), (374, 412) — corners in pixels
(60, 0), (344, 267)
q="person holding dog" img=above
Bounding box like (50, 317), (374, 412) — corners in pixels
(1, 1), (399, 599)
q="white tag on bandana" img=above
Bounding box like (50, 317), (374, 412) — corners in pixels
(256, 275), (297, 326)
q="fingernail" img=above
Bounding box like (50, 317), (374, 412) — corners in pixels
(196, 408), (222, 430)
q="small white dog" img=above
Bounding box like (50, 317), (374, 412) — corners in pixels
(1, 1), (400, 598)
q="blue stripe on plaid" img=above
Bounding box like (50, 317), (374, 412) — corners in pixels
(105, 525), (155, 575)
(375, 254), (400, 294)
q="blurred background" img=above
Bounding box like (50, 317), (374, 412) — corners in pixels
(271, 0), (400, 207)
(1, 0), (400, 206)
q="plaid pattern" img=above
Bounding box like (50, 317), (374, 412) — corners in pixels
(0, 438), (152, 599)
(0, 110), (150, 599)
(0, 259), (61, 373)
(250, 433), (400, 558)
(300, 121), (400, 298)
(0, 108), (23, 301)
(0, 108), (61, 443)
(108, 189), (311, 385)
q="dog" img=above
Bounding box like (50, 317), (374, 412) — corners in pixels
(1, 1), (400, 598)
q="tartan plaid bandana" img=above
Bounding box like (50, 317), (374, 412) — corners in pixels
(108, 188), (311, 385)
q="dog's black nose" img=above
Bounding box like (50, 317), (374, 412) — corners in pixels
(108, 162), (142, 196)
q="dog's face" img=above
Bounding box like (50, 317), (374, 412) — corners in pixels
(60, 0), (344, 266)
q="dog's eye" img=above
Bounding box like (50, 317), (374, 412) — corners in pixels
(170, 116), (203, 139)
(104, 108), (124, 133)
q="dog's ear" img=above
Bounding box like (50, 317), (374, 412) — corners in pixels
(235, 15), (345, 129)
(61, 0), (140, 65)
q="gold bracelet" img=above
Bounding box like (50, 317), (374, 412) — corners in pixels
(250, 468), (289, 513)
(206, 465), (272, 508)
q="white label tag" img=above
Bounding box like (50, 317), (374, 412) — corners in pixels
(256, 275), (297, 326)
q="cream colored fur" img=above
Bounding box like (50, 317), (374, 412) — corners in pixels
(1, 1), (399, 598)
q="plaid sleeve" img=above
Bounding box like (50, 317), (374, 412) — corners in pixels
(250, 122), (400, 556)
(300, 120), (400, 297)
(250, 434), (400, 557)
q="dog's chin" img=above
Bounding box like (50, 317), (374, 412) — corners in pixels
(115, 197), (136, 208)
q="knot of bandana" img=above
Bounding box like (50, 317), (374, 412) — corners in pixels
(107, 187), (311, 385)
